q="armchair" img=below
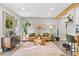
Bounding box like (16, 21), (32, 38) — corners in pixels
(41, 33), (51, 41)
(28, 33), (38, 42)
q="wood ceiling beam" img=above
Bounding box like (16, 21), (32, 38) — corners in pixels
(54, 3), (79, 20)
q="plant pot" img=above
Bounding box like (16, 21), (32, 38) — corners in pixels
(22, 35), (28, 42)
(56, 37), (60, 41)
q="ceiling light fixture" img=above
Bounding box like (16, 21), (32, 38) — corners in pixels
(48, 13), (50, 16)
(22, 8), (25, 10)
(51, 8), (54, 10)
(48, 13), (52, 16)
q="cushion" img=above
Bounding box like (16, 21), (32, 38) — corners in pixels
(43, 33), (49, 37)
(29, 33), (35, 37)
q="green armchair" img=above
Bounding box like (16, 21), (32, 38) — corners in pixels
(66, 34), (76, 55)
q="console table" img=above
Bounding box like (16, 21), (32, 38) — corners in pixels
(1, 35), (20, 51)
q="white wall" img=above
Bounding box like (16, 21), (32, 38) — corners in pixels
(0, 7), (3, 52)
(58, 18), (66, 40)
(21, 17), (57, 35)
(75, 7), (79, 24)
(0, 4), (21, 52)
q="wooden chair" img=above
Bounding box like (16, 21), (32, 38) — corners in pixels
(76, 35), (79, 50)
(41, 37), (46, 46)
(34, 38), (38, 46)
(73, 35), (79, 56)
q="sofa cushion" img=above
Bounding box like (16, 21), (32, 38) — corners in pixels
(43, 33), (49, 37)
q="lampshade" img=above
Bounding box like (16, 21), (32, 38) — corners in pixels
(49, 25), (52, 29)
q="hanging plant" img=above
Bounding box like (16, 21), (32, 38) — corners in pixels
(6, 16), (13, 29)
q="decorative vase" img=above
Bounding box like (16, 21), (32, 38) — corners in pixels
(56, 37), (60, 41)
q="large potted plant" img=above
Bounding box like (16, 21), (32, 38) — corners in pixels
(65, 14), (73, 33)
(56, 20), (60, 41)
(22, 20), (31, 35)
(56, 28), (60, 41)
(22, 20), (31, 42)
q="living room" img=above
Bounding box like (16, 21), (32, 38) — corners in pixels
(0, 3), (79, 56)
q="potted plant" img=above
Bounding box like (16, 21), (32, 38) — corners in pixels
(22, 20), (31, 42)
(56, 28), (60, 41)
(56, 20), (60, 41)
(22, 20), (31, 35)
(65, 14), (73, 33)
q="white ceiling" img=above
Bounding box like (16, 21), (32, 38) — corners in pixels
(1, 3), (71, 17)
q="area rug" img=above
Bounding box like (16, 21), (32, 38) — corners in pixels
(12, 42), (66, 56)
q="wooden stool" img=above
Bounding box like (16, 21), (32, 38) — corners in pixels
(76, 35), (79, 51)
(73, 52), (79, 56)
(34, 38), (38, 46)
(41, 38), (46, 46)
(73, 35), (79, 56)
